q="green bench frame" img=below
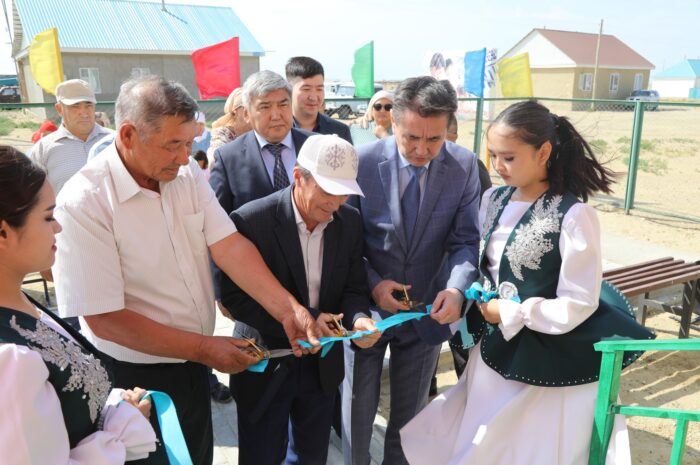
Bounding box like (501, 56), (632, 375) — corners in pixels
(589, 339), (700, 465)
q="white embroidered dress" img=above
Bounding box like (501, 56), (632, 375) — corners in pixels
(0, 309), (156, 465)
(400, 187), (631, 465)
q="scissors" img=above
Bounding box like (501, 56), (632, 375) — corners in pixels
(239, 338), (295, 360)
(326, 314), (355, 337)
(396, 286), (427, 313)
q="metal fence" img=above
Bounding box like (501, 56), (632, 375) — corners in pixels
(2, 96), (698, 223)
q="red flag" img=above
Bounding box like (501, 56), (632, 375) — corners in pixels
(191, 37), (240, 100)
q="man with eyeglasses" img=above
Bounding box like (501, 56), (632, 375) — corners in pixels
(285, 56), (353, 144)
(342, 77), (481, 465)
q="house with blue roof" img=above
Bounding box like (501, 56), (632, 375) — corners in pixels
(11, 0), (264, 103)
(651, 59), (700, 99)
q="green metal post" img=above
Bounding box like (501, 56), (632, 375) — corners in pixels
(473, 97), (484, 157)
(624, 100), (645, 214)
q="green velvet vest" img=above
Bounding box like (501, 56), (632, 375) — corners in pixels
(0, 300), (114, 448)
(467, 186), (655, 386)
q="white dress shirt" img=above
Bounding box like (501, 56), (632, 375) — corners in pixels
(290, 189), (332, 309)
(54, 144), (237, 363)
(254, 130), (296, 185)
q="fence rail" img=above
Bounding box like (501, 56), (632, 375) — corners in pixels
(2, 96), (699, 223)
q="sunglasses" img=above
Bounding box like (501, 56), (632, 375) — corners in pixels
(373, 103), (393, 112)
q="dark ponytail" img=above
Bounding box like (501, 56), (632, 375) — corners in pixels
(490, 100), (615, 202)
(0, 145), (47, 229)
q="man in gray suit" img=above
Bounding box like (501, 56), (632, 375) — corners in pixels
(342, 76), (481, 465)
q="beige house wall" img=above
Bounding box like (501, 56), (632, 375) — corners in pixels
(492, 66), (651, 101)
(572, 67), (651, 100)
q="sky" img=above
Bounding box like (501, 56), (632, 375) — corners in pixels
(1, 0), (699, 80)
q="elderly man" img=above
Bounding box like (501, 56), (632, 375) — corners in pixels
(53, 76), (322, 465)
(31, 79), (111, 194)
(285, 56), (352, 144)
(220, 134), (379, 465)
(342, 76), (481, 465)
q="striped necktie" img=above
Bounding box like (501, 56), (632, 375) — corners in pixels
(266, 143), (289, 191)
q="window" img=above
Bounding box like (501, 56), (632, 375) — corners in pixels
(609, 73), (620, 93)
(131, 67), (151, 78)
(79, 68), (101, 94)
(579, 73), (592, 92)
(633, 73), (643, 91)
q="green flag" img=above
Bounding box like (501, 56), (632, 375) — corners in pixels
(352, 41), (374, 98)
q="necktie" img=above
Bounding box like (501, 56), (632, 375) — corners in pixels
(266, 143), (289, 191)
(402, 165), (425, 244)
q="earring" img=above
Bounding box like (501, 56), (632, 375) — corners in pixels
(546, 159), (552, 169)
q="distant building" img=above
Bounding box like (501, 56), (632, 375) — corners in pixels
(651, 59), (700, 99)
(11, 0), (264, 105)
(499, 28), (654, 101)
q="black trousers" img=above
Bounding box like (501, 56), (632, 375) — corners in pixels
(113, 360), (213, 465)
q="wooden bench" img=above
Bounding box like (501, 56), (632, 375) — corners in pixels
(602, 257), (700, 338)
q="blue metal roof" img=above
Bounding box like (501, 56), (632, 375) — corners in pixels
(655, 59), (700, 78)
(15, 0), (264, 55)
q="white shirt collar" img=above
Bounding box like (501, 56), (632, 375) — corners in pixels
(105, 144), (144, 204)
(254, 130), (294, 151)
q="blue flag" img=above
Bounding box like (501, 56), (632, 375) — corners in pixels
(463, 48), (486, 97)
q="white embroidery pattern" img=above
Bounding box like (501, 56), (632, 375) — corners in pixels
(479, 188), (511, 258)
(10, 316), (110, 422)
(504, 195), (564, 281)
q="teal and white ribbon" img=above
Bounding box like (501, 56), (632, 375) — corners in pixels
(142, 390), (193, 465)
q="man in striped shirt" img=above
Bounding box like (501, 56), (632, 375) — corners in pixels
(30, 79), (111, 194)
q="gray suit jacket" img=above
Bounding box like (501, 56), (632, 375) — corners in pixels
(349, 136), (481, 344)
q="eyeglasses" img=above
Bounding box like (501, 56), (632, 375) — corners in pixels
(373, 103), (393, 112)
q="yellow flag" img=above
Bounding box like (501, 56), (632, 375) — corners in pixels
(29, 28), (64, 95)
(496, 53), (533, 97)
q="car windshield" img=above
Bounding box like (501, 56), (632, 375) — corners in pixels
(337, 86), (355, 97)
(632, 90), (656, 97)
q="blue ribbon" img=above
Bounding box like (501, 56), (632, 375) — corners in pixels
(458, 282), (523, 346)
(142, 390), (193, 465)
(297, 308), (431, 355)
(248, 358), (269, 372)
(464, 282), (498, 303)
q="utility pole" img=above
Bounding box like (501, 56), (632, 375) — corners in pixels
(591, 19), (603, 107)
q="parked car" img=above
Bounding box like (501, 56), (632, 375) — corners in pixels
(0, 85), (21, 103)
(324, 82), (383, 119)
(626, 89), (659, 111)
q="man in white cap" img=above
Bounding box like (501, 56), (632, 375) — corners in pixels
(218, 134), (381, 465)
(31, 78), (111, 194)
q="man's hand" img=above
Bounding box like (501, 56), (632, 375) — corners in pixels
(371, 280), (411, 313)
(478, 299), (501, 324)
(196, 336), (261, 373)
(317, 312), (345, 337)
(351, 317), (381, 349)
(430, 288), (465, 324)
(120, 387), (151, 419)
(280, 304), (321, 356)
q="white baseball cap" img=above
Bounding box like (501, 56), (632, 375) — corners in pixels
(55, 79), (96, 105)
(296, 135), (364, 197)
